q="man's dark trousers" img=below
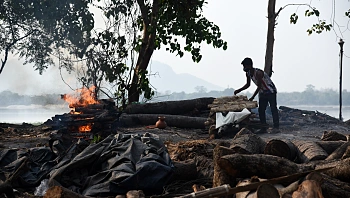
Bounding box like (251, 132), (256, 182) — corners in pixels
(258, 93), (279, 128)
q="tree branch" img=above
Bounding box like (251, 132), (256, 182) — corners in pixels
(0, 30), (36, 74)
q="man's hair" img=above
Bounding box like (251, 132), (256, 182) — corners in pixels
(241, 57), (253, 66)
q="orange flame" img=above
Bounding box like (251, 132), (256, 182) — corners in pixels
(79, 124), (92, 132)
(62, 86), (99, 108)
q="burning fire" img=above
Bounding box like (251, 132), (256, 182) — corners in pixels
(62, 86), (99, 108)
(79, 124), (92, 132)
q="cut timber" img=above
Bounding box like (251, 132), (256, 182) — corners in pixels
(264, 139), (297, 161)
(325, 141), (350, 161)
(212, 95), (248, 104)
(321, 130), (347, 141)
(230, 131), (266, 154)
(249, 184), (280, 198)
(292, 140), (328, 163)
(341, 146), (350, 159)
(119, 114), (206, 129)
(124, 97), (214, 115)
(44, 186), (88, 198)
(292, 180), (323, 198)
(320, 173), (350, 198)
(213, 145), (235, 188)
(209, 96), (258, 112)
(315, 158), (350, 183)
(169, 159), (197, 183)
(210, 103), (258, 113)
(218, 154), (312, 179)
(316, 141), (346, 155)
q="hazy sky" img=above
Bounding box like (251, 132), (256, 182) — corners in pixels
(0, 0), (349, 95)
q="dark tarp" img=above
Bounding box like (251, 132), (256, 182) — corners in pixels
(0, 132), (173, 197)
(48, 133), (173, 197)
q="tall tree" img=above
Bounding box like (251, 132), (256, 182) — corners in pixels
(264, 1), (333, 77)
(0, 0), (94, 75)
(98, 0), (227, 104)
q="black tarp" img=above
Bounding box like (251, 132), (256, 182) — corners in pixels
(0, 132), (174, 197)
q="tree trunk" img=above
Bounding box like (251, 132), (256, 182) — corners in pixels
(264, 0), (277, 77)
(292, 140), (328, 163)
(325, 141), (350, 161)
(316, 141), (346, 155)
(218, 154), (312, 179)
(213, 145), (235, 188)
(320, 173), (350, 198)
(169, 159), (198, 183)
(124, 97), (214, 115)
(128, 0), (160, 104)
(230, 133), (266, 154)
(249, 184), (280, 198)
(291, 180), (323, 198)
(264, 139), (297, 161)
(119, 113), (207, 129)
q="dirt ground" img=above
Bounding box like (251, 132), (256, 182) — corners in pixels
(0, 112), (350, 198)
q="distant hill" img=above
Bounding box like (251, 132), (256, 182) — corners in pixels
(147, 61), (224, 93)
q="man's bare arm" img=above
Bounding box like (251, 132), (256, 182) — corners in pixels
(234, 73), (251, 95)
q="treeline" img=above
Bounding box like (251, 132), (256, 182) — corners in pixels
(150, 88), (350, 106)
(0, 90), (65, 106)
(1, 87), (349, 106)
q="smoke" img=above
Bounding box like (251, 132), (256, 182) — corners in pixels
(0, 56), (80, 96)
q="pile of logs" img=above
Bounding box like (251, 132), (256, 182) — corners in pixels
(44, 99), (120, 137)
(205, 96), (259, 138)
(118, 97), (215, 129)
(279, 106), (341, 124)
(167, 129), (350, 198)
(208, 95), (258, 113)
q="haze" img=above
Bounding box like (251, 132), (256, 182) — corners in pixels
(0, 0), (349, 96)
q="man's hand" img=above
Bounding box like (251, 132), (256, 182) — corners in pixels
(234, 89), (240, 95)
(249, 97), (254, 101)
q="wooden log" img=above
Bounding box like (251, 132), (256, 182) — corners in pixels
(325, 141), (350, 161)
(213, 145), (236, 188)
(321, 130), (347, 141)
(320, 173), (350, 198)
(169, 159), (198, 183)
(126, 190), (145, 198)
(124, 97), (215, 115)
(315, 158), (350, 183)
(210, 102), (258, 113)
(212, 95), (248, 104)
(230, 132), (266, 154)
(264, 139), (297, 161)
(218, 154), (312, 180)
(44, 186), (88, 198)
(292, 140), (328, 163)
(316, 141), (346, 155)
(341, 145), (350, 159)
(119, 114), (207, 129)
(291, 180), (323, 198)
(248, 183), (280, 198)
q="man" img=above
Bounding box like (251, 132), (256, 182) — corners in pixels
(234, 57), (279, 133)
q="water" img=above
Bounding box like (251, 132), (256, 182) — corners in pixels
(0, 105), (70, 124)
(0, 104), (349, 124)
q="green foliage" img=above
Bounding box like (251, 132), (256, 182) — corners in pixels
(91, 135), (102, 144)
(289, 7), (332, 35)
(92, 0), (227, 105)
(0, 0), (94, 74)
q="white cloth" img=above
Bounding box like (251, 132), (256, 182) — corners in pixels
(216, 108), (251, 129)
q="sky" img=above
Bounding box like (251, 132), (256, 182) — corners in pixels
(0, 0), (349, 95)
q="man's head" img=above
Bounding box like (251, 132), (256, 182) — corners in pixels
(241, 57), (253, 72)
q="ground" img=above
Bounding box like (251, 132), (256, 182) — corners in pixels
(0, 113), (349, 197)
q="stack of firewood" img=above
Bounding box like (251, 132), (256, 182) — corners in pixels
(208, 95), (258, 113)
(44, 99), (120, 137)
(171, 129), (350, 198)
